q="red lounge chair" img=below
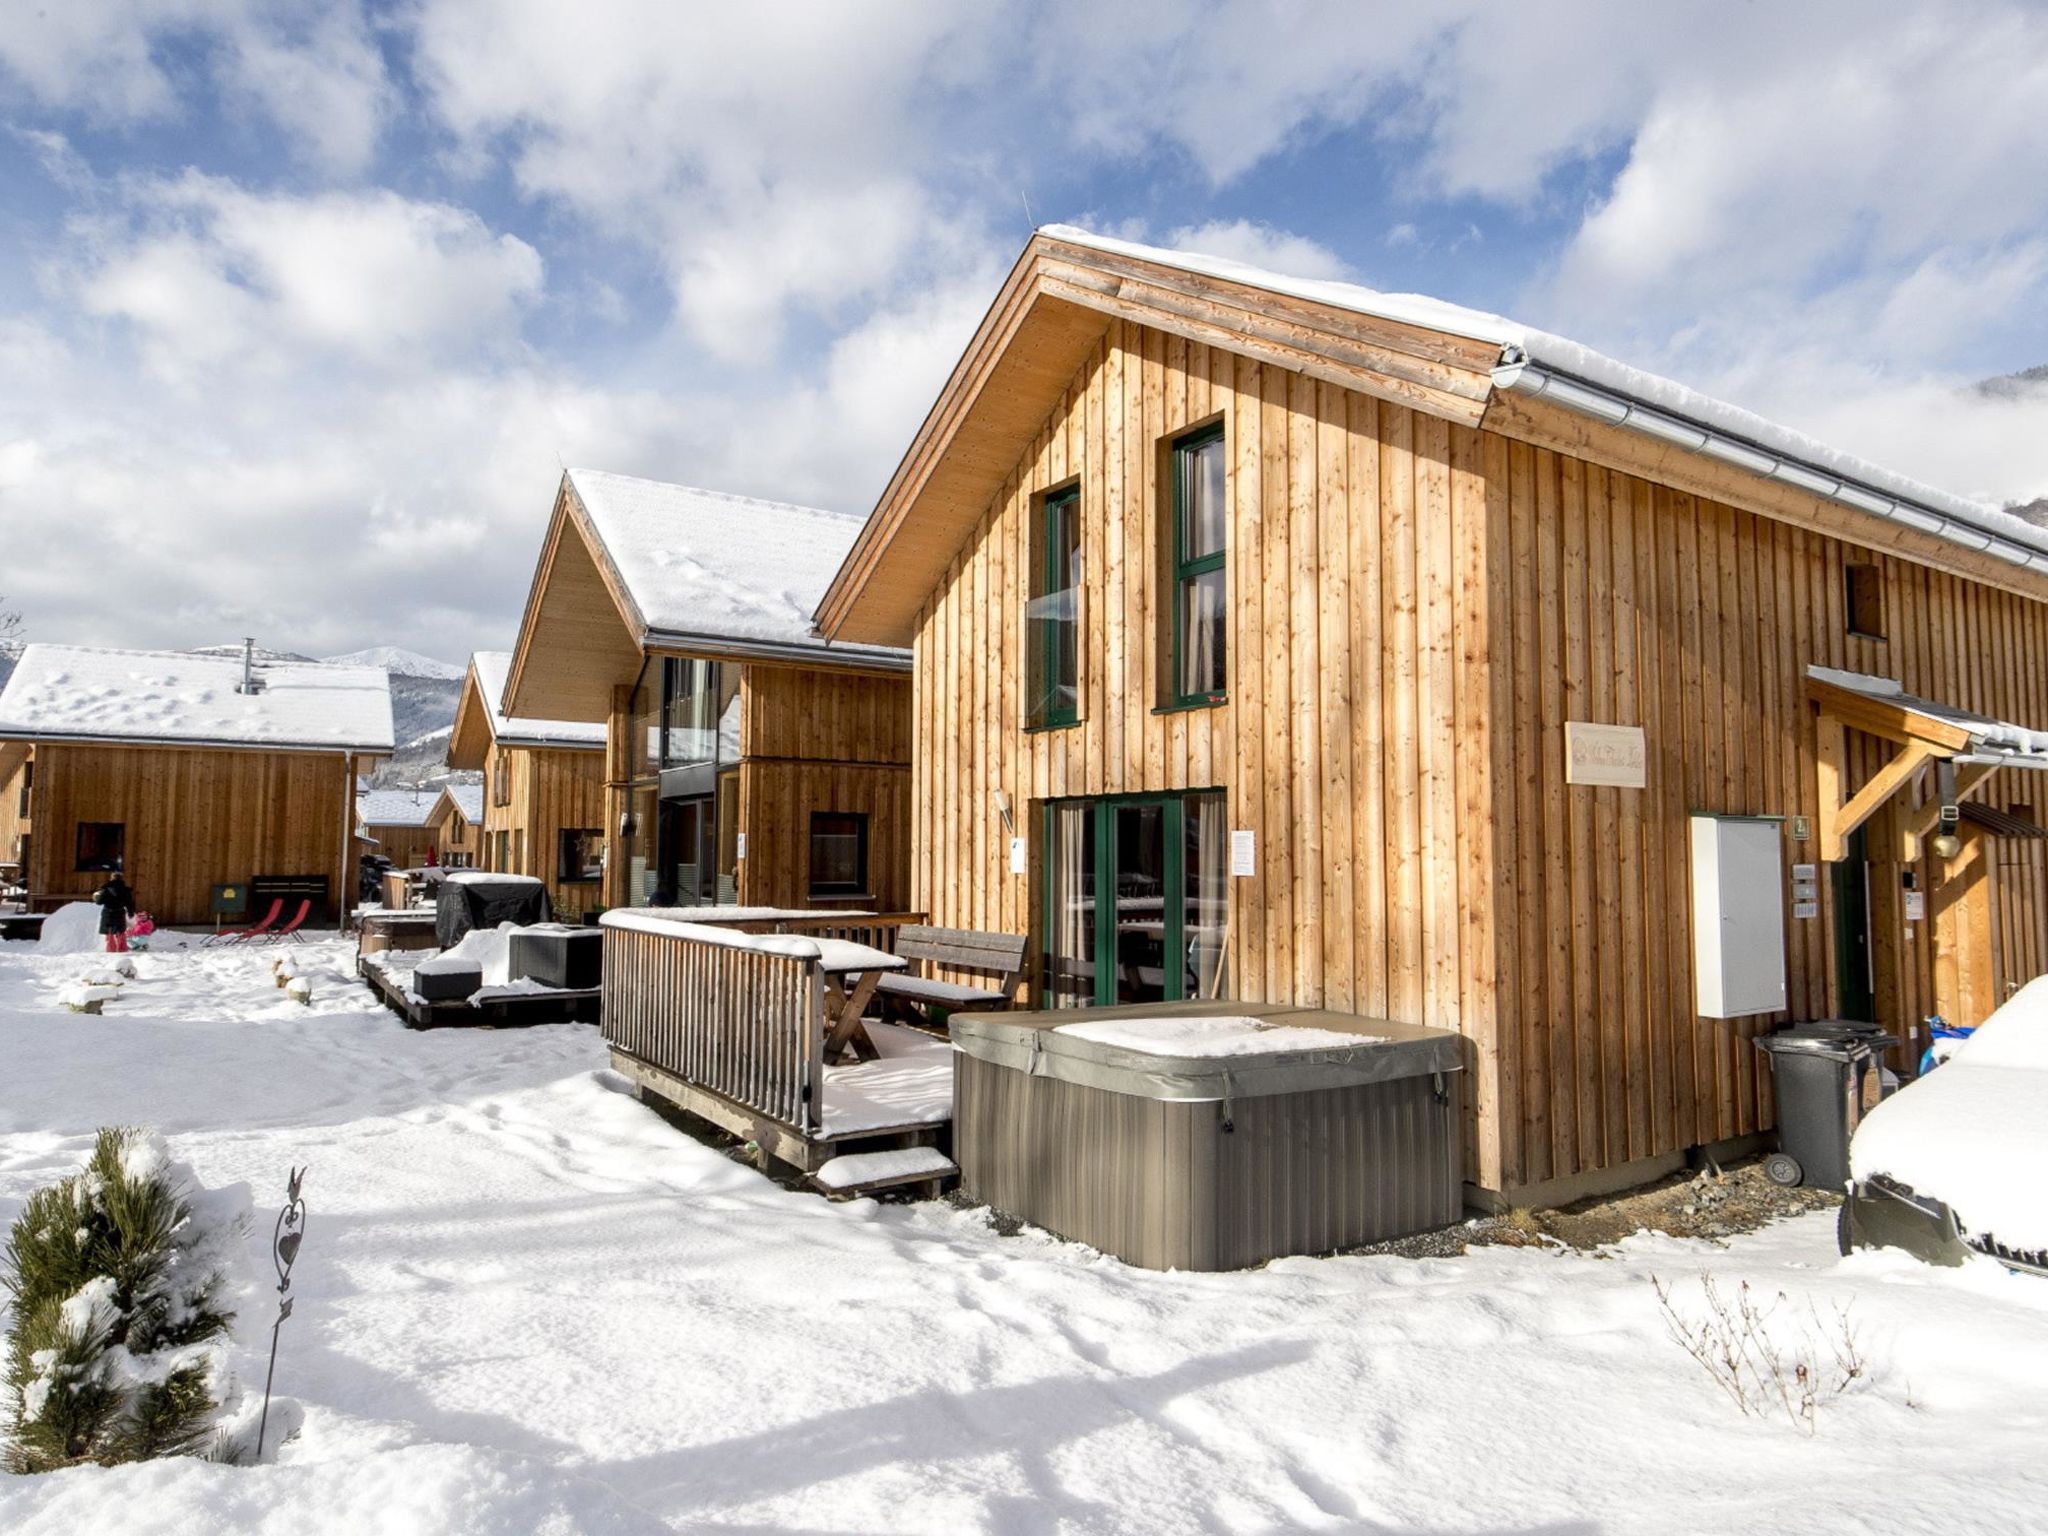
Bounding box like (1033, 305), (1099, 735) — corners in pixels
(262, 899), (314, 945)
(207, 898), (283, 946)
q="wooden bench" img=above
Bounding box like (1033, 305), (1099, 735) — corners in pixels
(875, 925), (1028, 1027)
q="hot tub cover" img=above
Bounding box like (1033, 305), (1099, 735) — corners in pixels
(951, 1000), (1461, 1105)
(435, 875), (552, 948)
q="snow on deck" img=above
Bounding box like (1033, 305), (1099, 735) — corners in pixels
(0, 643), (395, 751)
(820, 1020), (950, 1134)
(567, 466), (910, 662)
(468, 650), (606, 749)
(7, 939), (2048, 1535)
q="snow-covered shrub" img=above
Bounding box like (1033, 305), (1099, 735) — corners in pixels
(2, 1129), (242, 1472)
(1651, 1272), (1867, 1435)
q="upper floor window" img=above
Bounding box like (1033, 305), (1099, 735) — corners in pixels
(661, 656), (734, 767)
(75, 821), (124, 872)
(1170, 424), (1228, 705)
(1027, 484), (1082, 728)
(557, 827), (605, 883)
(1845, 563), (1886, 641)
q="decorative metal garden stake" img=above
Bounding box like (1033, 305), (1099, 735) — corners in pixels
(256, 1166), (306, 1459)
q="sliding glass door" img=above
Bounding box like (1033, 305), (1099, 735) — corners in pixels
(1043, 790), (1228, 1007)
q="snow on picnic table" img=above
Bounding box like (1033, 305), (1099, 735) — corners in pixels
(4, 941), (2048, 1534)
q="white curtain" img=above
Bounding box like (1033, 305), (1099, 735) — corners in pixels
(1051, 802), (1092, 1007)
(1187, 793), (1228, 998)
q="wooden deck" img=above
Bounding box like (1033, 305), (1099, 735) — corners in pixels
(359, 952), (600, 1030)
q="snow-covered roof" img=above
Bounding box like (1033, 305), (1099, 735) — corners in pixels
(0, 644), (394, 753)
(438, 783), (484, 824)
(1807, 665), (2048, 765)
(1041, 224), (2048, 568)
(470, 651), (605, 749)
(358, 787), (442, 828)
(565, 468), (909, 667)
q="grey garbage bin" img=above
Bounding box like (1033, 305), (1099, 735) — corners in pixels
(1755, 1026), (1898, 1190)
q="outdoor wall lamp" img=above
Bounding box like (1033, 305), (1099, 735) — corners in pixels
(1930, 760), (1961, 859)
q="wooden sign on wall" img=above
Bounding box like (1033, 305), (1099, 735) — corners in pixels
(1565, 722), (1648, 788)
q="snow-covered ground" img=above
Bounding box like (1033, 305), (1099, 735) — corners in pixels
(4, 939), (2048, 1534)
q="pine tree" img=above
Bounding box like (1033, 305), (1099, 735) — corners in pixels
(3, 1128), (238, 1473)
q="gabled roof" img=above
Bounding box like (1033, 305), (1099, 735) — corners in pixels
(357, 787), (442, 828)
(447, 650), (606, 767)
(502, 469), (909, 721)
(0, 644), (394, 753)
(816, 226), (2048, 647)
(433, 782), (484, 827)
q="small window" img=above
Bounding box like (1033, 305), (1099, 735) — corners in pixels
(1027, 484), (1082, 727)
(1846, 563), (1886, 641)
(75, 821), (124, 872)
(557, 828), (605, 883)
(18, 758), (30, 817)
(492, 757), (511, 807)
(808, 812), (869, 897)
(1170, 425), (1228, 705)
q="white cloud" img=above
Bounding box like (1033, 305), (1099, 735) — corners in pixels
(1162, 220), (1351, 281)
(0, 0), (394, 173)
(74, 176), (544, 380)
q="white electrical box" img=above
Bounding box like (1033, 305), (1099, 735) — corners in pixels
(1690, 814), (1787, 1019)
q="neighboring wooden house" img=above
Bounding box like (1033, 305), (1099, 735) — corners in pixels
(500, 469), (912, 913)
(0, 644), (393, 925)
(0, 743), (30, 891)
(356, 787), (443, 869)
(445, 650), (605, 912)
(812, 225), (2048, 1207)
(426, 781), (484, 868)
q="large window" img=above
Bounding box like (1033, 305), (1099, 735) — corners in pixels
(557, 828), (605, 884)
(1169, 425), (1228, 706)
(1043, 791), (1227, 1007)
(1026, 484), (1082, 728)
(808, 812), (869, 898)
(75, 821), (124, 872)
(661, 657), (735, 767)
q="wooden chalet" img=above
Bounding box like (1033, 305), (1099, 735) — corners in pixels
(813, 225), (2048, 1207)
(356, 787), (444, 870)
(425, 781), (484, 868)
(0, 643), (393, 926)
(502, 469), (913, 915)
(445, 650), (604, 912)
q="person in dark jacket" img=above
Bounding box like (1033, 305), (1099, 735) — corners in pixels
(95, 873), (137, 953)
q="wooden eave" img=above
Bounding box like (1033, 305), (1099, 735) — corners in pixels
(0, 740), (28, 785)
(814, 231), (1501, 648)
(502, 476), (648, 724)
(446, 664), (496, 769)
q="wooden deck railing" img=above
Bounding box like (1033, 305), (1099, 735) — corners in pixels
(601, 923), (825, 1135)
(776, 911), (925, 951)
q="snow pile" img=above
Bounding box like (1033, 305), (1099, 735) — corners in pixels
(435, 923), (516, 986)
(35, 903), (102, 955)
(57, 984), (120, 1011)
(1058, 1013), (1384, 1057)
(1852, 976), (2048, 1249)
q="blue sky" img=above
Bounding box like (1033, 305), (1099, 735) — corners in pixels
(3, 1), (2047, 662)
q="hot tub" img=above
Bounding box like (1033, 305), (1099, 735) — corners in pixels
(952, 1000), (1464, 1271)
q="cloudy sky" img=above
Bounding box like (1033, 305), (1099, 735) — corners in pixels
(4, 1), (2048, 662)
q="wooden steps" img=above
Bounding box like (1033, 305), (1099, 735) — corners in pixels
(810, 1145), (958, 1201)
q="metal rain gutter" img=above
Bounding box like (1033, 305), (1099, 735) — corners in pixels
(1491, 354), (2048, 577)
(641, 627), (914, 674)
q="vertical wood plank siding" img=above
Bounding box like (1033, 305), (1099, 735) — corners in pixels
(601, 924), (823, 1132)
(480, 742), (606, 914)
(909, 316), (2048, 1196)
(23, 742), (351, 925)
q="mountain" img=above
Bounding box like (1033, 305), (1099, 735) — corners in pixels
(322, 646), (465, 681)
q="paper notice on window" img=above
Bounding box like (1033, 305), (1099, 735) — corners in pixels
(735, 832), (747, 860)
(1904, 891), (1925, 922)
(1230, 829), (1256, 878)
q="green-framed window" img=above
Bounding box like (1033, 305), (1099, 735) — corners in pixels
(1170, 424), (1227, 706)
(1027, 483), (1082, 727)
(1041, 789), (1228, 1008)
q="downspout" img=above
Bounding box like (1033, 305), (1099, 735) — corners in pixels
(1490, 353), (2048, 576)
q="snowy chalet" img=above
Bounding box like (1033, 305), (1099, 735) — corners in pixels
(811, 225), (2048, 1209)
(445, 650), (605, 914)
(500, 469), (914, 914)
(0, 643), (394, 927)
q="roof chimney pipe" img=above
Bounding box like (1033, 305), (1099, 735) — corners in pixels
(238, 636), (264, 695)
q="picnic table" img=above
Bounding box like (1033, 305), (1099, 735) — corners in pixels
(813, 937), (908, 1065)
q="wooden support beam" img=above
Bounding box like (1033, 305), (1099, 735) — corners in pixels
(1816, 709), (1937, 863)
